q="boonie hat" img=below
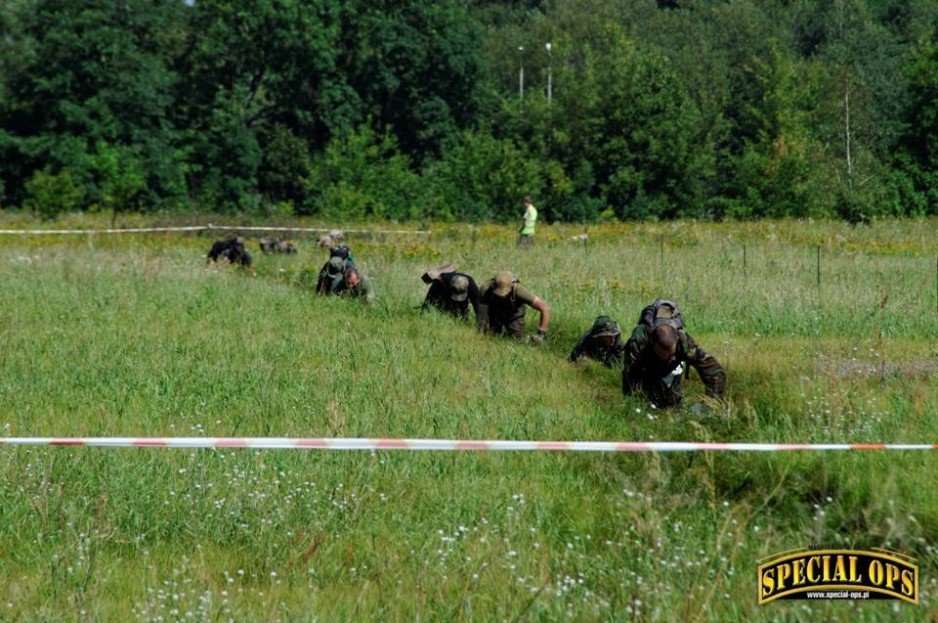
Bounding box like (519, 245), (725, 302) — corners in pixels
(592, 315), (621, 337)
(492, 271), (516, 297)
(449, 275), (469, 302)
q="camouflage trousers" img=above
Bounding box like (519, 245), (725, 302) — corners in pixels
(488, 316), (526, 340)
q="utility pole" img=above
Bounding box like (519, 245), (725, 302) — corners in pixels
(546, 42), (553, 104)
(518, 46), (525, 106)
(844, 76), (853, 186)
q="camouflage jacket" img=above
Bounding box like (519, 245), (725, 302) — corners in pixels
(334, 274), (375, 306)
(568, 330), (627, 368)
(422, 271), (482, 327)
(621, 325), (726, 407)
(316, 257), (354, 295)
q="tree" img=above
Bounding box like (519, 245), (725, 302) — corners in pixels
(174, 0), (347, 208)
(338, 0), (489, 164)
(0, 0), (186, 208)
(791, 0), (910, 219)
(23, 168), (85, 220)
(723, 43), (832, 218)
(305, 123), (423, 220)
(91, 142), (146, 224)
(894, 36), (938, 214)
(422, 131), (541, 221)
(259, 124), (313, 205)
(549, 30), (710, 218)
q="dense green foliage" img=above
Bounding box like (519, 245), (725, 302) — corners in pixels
(0, 216), (935, 620)
(1, 0), (936, 220)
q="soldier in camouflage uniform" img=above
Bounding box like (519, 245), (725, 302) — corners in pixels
(259, 236), (297, 254)
(316, 246), (356, 294)
(207, 236), (252, 268)
(333, 266), (375, 306)
(421, 264), (482, 326)
(478, 271), (551, 343)
(622, 299), (725, 408)
(569, 315), (626, 368)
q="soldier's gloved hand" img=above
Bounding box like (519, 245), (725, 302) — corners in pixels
(529, 330), (547, 346)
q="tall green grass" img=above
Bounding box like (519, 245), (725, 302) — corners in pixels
(0, 216), (935, 621)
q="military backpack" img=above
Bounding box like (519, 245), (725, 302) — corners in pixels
(638, 298), (684, 331)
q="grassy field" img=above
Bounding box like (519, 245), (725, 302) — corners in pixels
(0, 213), (935, 622)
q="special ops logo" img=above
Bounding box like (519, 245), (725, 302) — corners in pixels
(758, 548), (918, 604)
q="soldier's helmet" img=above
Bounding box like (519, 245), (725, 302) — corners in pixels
(592, 316), (621, 337)
(449, 275), (470, 302)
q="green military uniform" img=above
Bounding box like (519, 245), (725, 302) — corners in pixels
(334, 273), (375, 306)
(622, 324), (726, 408)
(478, 274), (538, 340)
(317, 256), (346, 294)
(569, 316), (626, 368)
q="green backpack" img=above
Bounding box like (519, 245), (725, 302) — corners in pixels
(638, 298), (685, 331)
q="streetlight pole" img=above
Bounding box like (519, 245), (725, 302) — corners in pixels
(518, 46), (524, 105)
(546, 42), (552, 104)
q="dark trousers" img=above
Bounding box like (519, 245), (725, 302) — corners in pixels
(489, 316), (525, 340)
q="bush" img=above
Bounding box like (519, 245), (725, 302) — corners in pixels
(423, 131), (541, 222)
(304, 124), (424, 220)
(23, 168), (85, 220)
(91, 142), (146, 217)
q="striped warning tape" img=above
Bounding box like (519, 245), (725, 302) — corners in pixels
(0, 225), (429, 236)
(0, 438), (935, 452)
(209, 225), (430, 235)
(0, 226), (207, 234)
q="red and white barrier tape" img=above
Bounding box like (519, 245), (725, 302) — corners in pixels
(0, 226), (207, 234)
(0, 225), (429, 235)
(0, 438), (935, 452)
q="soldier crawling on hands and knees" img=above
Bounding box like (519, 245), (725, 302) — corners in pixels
(421, 263), (482, 326)
(622, 299), (725, 408)
(478, 271), (551, 344)
(316, 245), (356, 294)
(333, 266), (375, 306)
(569, 316), (626, 368)
(207, 236), (252, 268)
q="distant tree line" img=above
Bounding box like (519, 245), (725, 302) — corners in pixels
(0, 0), (935, 222)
